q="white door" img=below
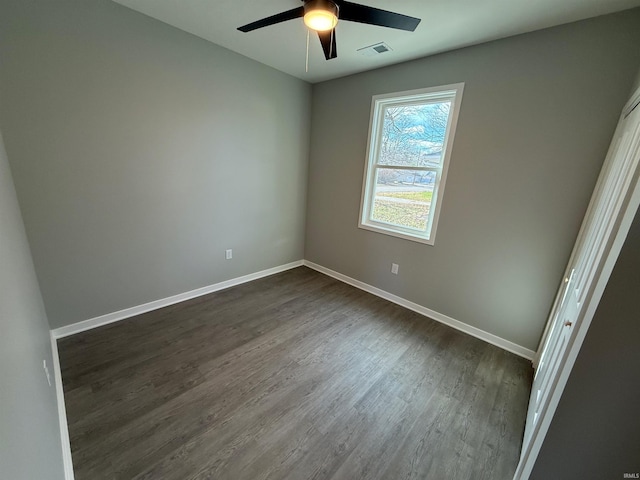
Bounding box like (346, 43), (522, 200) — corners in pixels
(522, 269), (577, 447)
(517, 89), (640, 478)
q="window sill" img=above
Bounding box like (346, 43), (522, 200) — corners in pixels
(358, 222), (435, 245)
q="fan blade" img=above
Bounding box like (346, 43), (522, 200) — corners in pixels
(238, 6), (305, 32)
(338, 1), (421, 31)
(317, 29), (337, 60)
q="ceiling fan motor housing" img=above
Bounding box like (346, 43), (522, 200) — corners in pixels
(304, 0), (339, 19)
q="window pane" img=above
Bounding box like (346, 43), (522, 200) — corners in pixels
(371, 168), (435, 231)
(359, 83), (463, 244)
(378, 101), (451, 167)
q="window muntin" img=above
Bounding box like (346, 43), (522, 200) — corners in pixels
(359, 84), (463, 245)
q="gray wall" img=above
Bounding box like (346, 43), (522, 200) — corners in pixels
(530, 202), (640, 479)
(305, 9), (640, 351)
(0, 0), (311, 329)
(0, 130), (65, 479)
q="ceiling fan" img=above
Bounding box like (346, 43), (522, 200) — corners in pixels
(237, 0), (421, 60)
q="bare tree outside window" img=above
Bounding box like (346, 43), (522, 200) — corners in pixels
(379, 102), (450, 167)
(373, 102), (450, 230)
(359, 85), (464, 244)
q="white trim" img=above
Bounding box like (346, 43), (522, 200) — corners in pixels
(514, 88), (640, 480)
(51, 260), (303, 339)
(302, 260), (535, 360)
(623, 89), (640, 119)
(50, 332), (75, 480)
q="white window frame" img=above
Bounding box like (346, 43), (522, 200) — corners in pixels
(358, 83), (464, 245)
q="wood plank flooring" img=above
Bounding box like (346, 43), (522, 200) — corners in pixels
(58, 266), (533, 480)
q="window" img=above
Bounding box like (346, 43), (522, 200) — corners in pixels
(359, 83), (464, 245)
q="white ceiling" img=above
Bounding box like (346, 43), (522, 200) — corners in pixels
(112, 0), (640, 83)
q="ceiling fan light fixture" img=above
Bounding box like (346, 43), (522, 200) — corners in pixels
(304, 10), (338, 31)
(303, 0), (338, 32)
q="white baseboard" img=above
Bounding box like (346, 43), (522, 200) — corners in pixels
(303, 260), (535, 360)
(51, 260), (304, 339)
(50, 332), (75, 480)
(50, 256), (535, 359)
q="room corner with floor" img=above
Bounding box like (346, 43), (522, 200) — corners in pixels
(56, 267), (533, 479)
(1, 1), (640, 479)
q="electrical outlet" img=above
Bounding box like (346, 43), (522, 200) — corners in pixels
(391, 263), (399, 275)
(43, 360), (52, 387)
(225, 249), (233, 260)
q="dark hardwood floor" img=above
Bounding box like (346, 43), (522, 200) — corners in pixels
(58, 266), (533, 480)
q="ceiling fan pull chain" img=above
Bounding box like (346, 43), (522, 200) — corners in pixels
(305, 28), (310, 73)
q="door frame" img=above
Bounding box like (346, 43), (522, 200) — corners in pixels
(514, 86), (640, 479)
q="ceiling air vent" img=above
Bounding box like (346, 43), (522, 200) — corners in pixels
(357, 42), (393, 57)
